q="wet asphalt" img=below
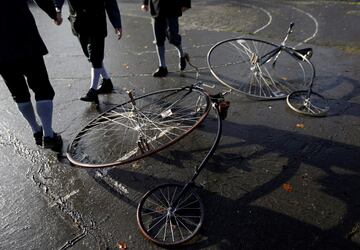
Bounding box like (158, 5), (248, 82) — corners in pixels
(0, 0), (359, 249)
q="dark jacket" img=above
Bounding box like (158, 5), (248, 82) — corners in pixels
(0, 0), (57, 64)
(143, 0), (191, 18)
(55, 0), (122, 37)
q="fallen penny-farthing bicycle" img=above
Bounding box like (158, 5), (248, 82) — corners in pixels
(207, 22), (329, 116)
(66, 60), (230, 246)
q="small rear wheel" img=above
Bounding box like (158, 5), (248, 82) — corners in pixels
(137, 184), (204, 246)
(287, 90), (329, 116)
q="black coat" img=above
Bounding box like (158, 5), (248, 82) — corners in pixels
(55, 0), (122, 37)
(143, 0), (191, 18)
(0, 0), (56, 64)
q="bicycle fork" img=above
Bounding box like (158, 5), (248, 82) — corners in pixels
(127, 90), (151, 154)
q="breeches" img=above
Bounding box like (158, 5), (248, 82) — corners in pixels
(0, 56), (55, 103)
(153, 16), (181, 46)
(78, 34), (105, 68)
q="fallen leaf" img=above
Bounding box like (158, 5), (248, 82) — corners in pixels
(117, 241), (127, 249)
(296, 123), (305, 128)
(282, 183), (293, 192)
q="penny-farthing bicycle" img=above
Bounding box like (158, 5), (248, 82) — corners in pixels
(207, 22), (329, 116)
(66, 65), (230, 246)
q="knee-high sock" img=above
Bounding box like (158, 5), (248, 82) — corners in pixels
(36, 100), (53, 137)
(156, 45), (166, 67)
(174, 43), (184, 58)
(90, 67), (101, 90)
(100, 63), (110, 80)
(17, 102), (41, 133)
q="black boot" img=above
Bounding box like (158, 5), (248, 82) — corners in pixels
(179, 53), (189, 71)
(43, 132), (63, 152)
(97, 78), (113, 94)
(152, 67), (168, 77)
(33, 127), (43, 146)
(80, 88), (99, 104)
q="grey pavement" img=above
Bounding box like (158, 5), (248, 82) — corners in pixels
(0, 0), (359, 249)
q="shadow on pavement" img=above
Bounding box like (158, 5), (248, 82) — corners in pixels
(85, 116), (359, 249)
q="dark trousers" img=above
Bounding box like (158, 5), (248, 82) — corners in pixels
(78, 33), (105, 68)
(0, 56), (55, 103)
(153, 16), (181, 47)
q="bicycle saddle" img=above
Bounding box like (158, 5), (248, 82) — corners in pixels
(294, 48), (313, 60)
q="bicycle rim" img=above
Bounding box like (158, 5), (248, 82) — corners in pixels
(207, 38), (315, 99)
(287, 90), (329, 116)
(137, 184), (204, 246)
(67, 87), (211, 168)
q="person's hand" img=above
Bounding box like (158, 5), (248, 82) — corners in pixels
(141, 5), (148, 12)
(181, 7), (190, 12)
(115, 28), (122, 40)
(54, 12), (63, 25)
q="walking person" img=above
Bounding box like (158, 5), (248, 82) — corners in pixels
(141, 0), (191, 77)
(54, 0), (122, 104)
(0, 0), (63, 152)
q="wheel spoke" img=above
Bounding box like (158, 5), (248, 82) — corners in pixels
(287, 91), (329, 117)
(137, 184), (204, 246)
(67, 88), (210, 167)
(208, 38), (315, 99)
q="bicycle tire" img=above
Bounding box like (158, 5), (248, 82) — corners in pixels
(287, 90), (329, 117)
(66, 87), (211, 168)
(207, 38), (315, 99)
(137, 183), (204, 246)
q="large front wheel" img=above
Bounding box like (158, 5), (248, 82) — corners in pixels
(66, 87), (211, 168)
(207, 38), (315, 99)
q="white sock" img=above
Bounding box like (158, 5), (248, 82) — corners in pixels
(100, 63), (110, 80)
(175, 44), (184, 58)
(36, 100), (54, 137)
(156, 45), (166, 67)
(17, 102), (41, 133)
(90, 67), (101, 90)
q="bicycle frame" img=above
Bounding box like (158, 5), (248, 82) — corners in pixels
(165, 94), (225, 211)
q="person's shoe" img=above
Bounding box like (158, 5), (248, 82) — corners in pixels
(97, 78), (113, 94)
(80, 88), (99, 104)
(33, 127), (43, 146)
(152, 67), (168, 77)
(43, 132), (63, 152)
(180, 53), (189, 71)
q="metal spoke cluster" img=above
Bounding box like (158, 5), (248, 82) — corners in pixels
(67, 88), (210, 167)
(137, 184), (204, 246)
(208, 38), (315, 99)
(287, 90), (329, 116)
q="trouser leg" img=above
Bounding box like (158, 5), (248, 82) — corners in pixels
(153, 17), (167, 67)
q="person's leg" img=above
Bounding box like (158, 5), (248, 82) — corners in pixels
(79, 35), (105, 102)
(152, 17), (168, 77)
(100, 63), (110, 80)
(0, 64), (42, 135)
(25, 56), (55, 136)
(25, 56), (62, 151)
(35, 100), (53, 137)
(167, 17), (187, 70)
(97, 62), (114, 94)
(17, 102), (42, 133)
